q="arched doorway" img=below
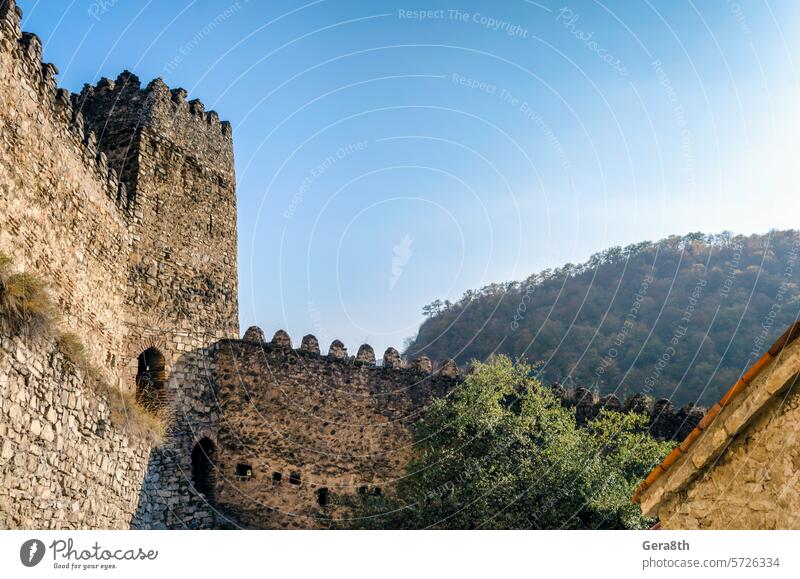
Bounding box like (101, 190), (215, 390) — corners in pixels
(191, 438), (215, 502)
(135, 347), (166, 412)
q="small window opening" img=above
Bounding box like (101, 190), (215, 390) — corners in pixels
(316, 487), (329, 507)
(272, 472), (282, 484)
(370, 487), (382, 496)
(236, 463), (253, 479)
(358, 485), (368, 495)
(289, 472), (301, 486)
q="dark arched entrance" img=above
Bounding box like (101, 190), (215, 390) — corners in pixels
(191, 438), (215, 502)
(136, 347), (166, 412)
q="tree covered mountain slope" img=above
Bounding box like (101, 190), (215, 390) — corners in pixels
(406, 231), (800, 406)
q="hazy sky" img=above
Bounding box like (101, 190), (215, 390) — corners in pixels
(19, 0), (800, 355)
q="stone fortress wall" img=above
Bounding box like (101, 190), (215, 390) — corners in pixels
(0, 0), (239, 391)
(0, 0), (462, 529)
(207, 328), (700, 528)
(212, 328), (459, 528)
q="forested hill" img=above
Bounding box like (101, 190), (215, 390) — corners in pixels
(406, 231), (800, 406)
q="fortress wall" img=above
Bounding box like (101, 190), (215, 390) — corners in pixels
(0, 3), (133, 385)
(211, 332), (459, 529)
(0, 332), (151, 529)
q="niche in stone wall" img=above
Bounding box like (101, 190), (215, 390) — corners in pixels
(136, 347), (166, 412)
(191, 438), (216, 502)
(235, 463), (253, 480)
(289, 472), (301, 486)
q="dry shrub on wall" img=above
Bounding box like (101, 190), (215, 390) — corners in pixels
(1, 252), (165, 444)
(95, 381), (166, 445)
(0, 253), (60, 336)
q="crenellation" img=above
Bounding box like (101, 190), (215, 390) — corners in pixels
(206, 110), (220, 129)
(438, 358), (459, 378)
(382, 347), (402, 368)
(0, 0), (21, 38)
(212, 335), (462, 528)
(271, 329), (292, 349)
(242, 325), (266, 343)
(40, 61), (57, 94)
(53, 87), (71, 118)
(329, 339), (347, 359)
(115, 69), (141, 91)
(188, 98), (204, 117)
(412, 355), (432, 374)
(548, 386), (703, 442)
(300, 334), (320, 354)
(18, 30), (41, 64)
(355, 344), (376, 365)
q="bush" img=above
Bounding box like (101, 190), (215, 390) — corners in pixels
(96, 381), (166, 445)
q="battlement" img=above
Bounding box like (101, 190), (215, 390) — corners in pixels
(74, 72), (231, 137)
(0, 0), (234, 215)
(238, 326), (463, 377)
(212, 328), (462, 528)
(72, 71), (234, 212)
(550, 384), (705, 442)
(0, 0), (128, 210)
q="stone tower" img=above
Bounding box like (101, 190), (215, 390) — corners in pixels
(69, 75), (240, 528)
(73, 72), (239, 390)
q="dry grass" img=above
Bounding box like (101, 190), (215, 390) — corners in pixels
(0, 253), (60, 335)
(57, 331), (90, 368)
(1, 253), (164, 445)
(96, 381), (166, 445)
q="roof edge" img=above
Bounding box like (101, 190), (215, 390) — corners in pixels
(633, 319), (800, 506)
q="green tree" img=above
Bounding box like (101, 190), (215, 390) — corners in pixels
(339, 356), (672, 529)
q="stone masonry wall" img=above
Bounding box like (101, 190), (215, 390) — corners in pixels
(211, 329), (460, 529)
(1, 0), (240, 529)
(0, 332), (151, 529)
(0, 1), (133, 386)
(656, 382), (800, 529)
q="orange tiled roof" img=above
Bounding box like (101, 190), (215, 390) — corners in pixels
(632, 320), (800, 504)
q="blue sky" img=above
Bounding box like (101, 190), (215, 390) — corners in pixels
(19, 0), (800, 355)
